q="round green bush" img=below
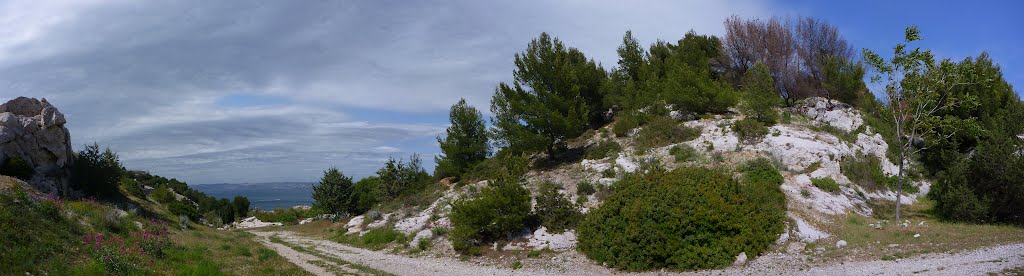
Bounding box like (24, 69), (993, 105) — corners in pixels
(577, 166), (785, 270)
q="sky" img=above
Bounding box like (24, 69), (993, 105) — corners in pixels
(0, 0), (1020, 184)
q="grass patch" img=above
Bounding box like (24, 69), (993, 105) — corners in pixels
(634, 116), (701, 152)
(333, 227), (407, 250)
(585, 141), (622, 160)
(268, 233), (394, 275)
(811, 177), (840, 193)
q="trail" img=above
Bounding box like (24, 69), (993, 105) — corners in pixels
(251, 230), (1024, 276)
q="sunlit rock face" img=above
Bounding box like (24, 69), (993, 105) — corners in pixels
(0, 97), (74, 196)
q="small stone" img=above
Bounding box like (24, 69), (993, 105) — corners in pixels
(732, 252), (747, 266)
(836, 240), (847, 248)
(913, 233), (921, 238)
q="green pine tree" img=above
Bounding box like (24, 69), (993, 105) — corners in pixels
(311, 167), (354, 215)
(741, 63), (781, 124)
(435, 99), (490, 179)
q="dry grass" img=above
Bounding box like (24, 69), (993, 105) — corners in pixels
(151, 227), (311, 275)
(815, 199), (1024, 262)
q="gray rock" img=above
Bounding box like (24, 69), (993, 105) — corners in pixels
(836, 240), (848, 249)
(0, 97), (73, 196)
(733, 252), (748, 266)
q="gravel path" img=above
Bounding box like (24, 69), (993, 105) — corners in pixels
(251, 230), (1024, 276)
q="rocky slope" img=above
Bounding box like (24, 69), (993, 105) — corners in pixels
(0, 97), (74, 196)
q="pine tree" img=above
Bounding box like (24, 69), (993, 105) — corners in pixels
(435, 99), (490, 179)
(741, 63), (782, 124)
(490, 32), (607, 157)
(311, 167), (354, 215)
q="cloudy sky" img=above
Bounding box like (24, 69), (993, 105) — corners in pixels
(1, 0), (1020, 184)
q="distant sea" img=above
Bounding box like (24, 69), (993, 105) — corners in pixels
(191, 182), (314, 211)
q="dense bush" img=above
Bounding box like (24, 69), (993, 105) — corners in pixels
(534, 182), (581, 233)
(576, 181), (595, 197)
(118, 176), (143, 198)
(71, 143), (124, 198)
(167, 201), (198, 220)
(585, 141), (622, 160)
(233, 196), (250, 218)
(311, 167), (354, 215)
(840, 154), (911, 193)
(577, 164), (785, 270)
(151, 187), (175, 204)
(0, 156), (33, 180)
(811, 177), (840, 193)
(930, 134), (1024, 224)
(732, 117), (768, 144)
(350, 176), (380, 215)
(739, 63), (781, 124)
(435, 99), (490, 179)
(635, 116), (701, 151)
(449, 176), (532, 253)
(377, 155), (431, 200)
(612, 113), (641, 137)
(669, 144), (700, 162)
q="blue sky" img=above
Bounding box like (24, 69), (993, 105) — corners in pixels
(0, 0), (1018, 184)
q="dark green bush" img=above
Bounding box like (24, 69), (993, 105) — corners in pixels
(350, 176), (380, 215)
(151, 187), (176, 204)
(732, 118), (768, 144)
(71, 143), (124, 198)
(0, 156), (33, 180)
(534, 182), (581, 233)
(930, 159), (990, 222)
(635, 116), (701, 151)
(585, 141), (622, 160)
(118, 176), (143, 198)
(449, 176), (531, 253)
(576, 181), (595, 197)
(577, 164), (785, 270)
(376, 154), (432, 200)
(811, 177), (840, 193)
(613, 113), (641, 137)
(669, 144), (699, 162)
(930, 135), (1024, 225)
(840, 154), (915, 193)
(167, 201), (198, 221)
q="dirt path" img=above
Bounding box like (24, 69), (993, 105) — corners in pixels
(251, 230), (1024, 276)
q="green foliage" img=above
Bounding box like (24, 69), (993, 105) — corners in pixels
(635, 116), (701, 151)
(612, 113), (641, 137)
(931, 134), (1024, 225)
(311, 167), (354, 215)
(151, 187), (176, 204)
(585, 140), (622, 160)
(732, 117), (769, 144)
(462, 154), (530, 183)
(350, 176), (380, 215)
(577, 166), (785, 270)
(840, 154), (913, 193)
(669, 144), (700, 163)
(168, 201), (198, 220)
(377, 155), (431, 200)
(360, 228), (405, 248)
(118, 176), (143, 198)
(252, 208), (318, 225)
(820, 55), (867, 106)
(232, 196), (250, 218)
(0, 156), (33, 180)
(435, 98), (491, 179)
(490, 32), (607, 157)
(449, 176), (532, 253)
(71, 143), (124, 198)
(576, 181), (595, 197)
(740, 63), (781, 124)
(534, 182), (581, 233)
(811, 177), (840, 193)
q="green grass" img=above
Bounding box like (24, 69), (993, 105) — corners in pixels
(333, 227), (408, 250)
(269, 233), (394, 275)
(811, 177), (841, 193)
(669, 144), (701, 163)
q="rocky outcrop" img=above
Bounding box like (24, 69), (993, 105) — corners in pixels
(0, 97), (74, 195)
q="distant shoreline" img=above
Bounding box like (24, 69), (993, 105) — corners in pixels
(191, 182), (313, 211)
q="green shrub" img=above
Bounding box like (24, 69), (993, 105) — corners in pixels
(613, 114), (641, 137)
(576, 181), (595, 197)
(930, 159), (990, 222)
(0, 156), (33, 180)
(151, 187), (176, 204)
(669, 144), (700, 162)
(118, 176), (143, 198)
(534, 182), (581, 233)
(168, 201), (198, 221)
(930, 135), (1024, 225)
(811, 177), (840, 193)
(350, 176), (380, 215)
(311, 167), (354, 215)
(585, 141), (622, 160)
(840, 154), (915, 193)
(577, 165), (785, 270)
(71, 143), (124, 198)
(732, 117), (768, 144)
(357, 228), (405, 249)
(449, 176), (531, 253)
(635, 116), (701, 151)
(416, 238), (432, 251)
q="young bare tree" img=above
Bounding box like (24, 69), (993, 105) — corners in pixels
(863, 26), (974, 222)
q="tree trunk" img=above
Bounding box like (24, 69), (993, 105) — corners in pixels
(895, 147), (905, 224)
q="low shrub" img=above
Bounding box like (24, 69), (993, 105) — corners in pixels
(119, 176), (143, 198)
(449, 176), (531, 253)
(669, 144), (700, 163)
(0, 156), (33, 180)
(635, 116), (701, 151)
(613, 114), (641, 137)
(732, 117), (768, 144)
(811, 177), (840, 193)
(167, 202), (198, 221)
(585, 141), (622, 160)
(840, 154), (915, 193)
(151, 187), (176, 204)
(577, 164), (785, 270)
(534, 182), (581, 233)
(576, 181), (595, 197)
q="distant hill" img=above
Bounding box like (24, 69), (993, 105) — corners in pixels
(191, 182), (314, 210)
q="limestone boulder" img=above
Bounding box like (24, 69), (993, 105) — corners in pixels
(0, 97), (74, 195)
